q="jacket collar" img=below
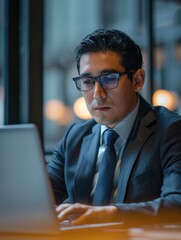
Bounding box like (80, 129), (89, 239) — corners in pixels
(117, 95), (156, 202)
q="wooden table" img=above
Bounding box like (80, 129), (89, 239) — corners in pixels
(0, 223), (181, 240)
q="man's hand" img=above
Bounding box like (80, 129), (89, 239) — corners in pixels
(56, 203), (122, 225)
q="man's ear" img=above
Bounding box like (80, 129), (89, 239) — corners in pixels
(132, 69), (145, 92)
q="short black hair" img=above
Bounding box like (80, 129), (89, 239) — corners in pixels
(75, 29), (143, 74)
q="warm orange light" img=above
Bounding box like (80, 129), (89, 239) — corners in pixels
(153, 89), (179, 111)
(44, 99), (73, 125)
(73, 97), (92, 120)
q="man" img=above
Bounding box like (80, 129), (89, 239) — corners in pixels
(47, 29), (181, 227)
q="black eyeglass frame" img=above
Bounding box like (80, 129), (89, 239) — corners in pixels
(72, 71), (134, 92)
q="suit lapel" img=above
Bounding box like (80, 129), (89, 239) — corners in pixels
(74, 124), (100, 203)
(117, 98), (156, 203)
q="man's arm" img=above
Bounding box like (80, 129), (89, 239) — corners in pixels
(55, 199), (181, 227)
(47, 123), (77, 204)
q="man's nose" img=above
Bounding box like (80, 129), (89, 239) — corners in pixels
(93, 81), (106, 99)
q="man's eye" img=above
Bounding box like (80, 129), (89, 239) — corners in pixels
(102, 76), (116, 83)
(82, 78), (92, 85)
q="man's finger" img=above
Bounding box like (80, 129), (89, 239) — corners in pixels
(57, 203), (90, 222)
(56, 203), (71, 212)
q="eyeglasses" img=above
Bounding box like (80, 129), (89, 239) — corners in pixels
(73, 72), (133, 92)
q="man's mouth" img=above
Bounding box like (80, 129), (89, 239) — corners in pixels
(94, 106), (110, 111)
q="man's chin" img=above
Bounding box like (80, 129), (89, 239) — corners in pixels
(93, 117), (114, 127)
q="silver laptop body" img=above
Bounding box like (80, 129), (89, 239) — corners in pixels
(0, 124), (60, 234)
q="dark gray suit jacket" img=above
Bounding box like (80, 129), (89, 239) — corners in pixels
(47, 95), (181, 225)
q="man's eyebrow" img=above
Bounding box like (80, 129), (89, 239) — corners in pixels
(79, 73), (92, 77)
(79, 69), (119, 77)
(100, 69), (118, 74)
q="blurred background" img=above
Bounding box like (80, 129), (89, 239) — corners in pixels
(0, 0), (181, 159)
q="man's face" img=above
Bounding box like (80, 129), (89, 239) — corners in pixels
(79, 51), (144, 128)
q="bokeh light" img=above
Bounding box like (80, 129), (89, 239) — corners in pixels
(153, 89), (179, 111)
(73, 97), (92, 120)
(44, 99), (73, 125)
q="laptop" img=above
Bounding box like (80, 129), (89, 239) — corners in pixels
(0, 124), (123, 235)
(0, 124), (61, 234)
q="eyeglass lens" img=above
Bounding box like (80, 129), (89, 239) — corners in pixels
(78, 73), (119, 91)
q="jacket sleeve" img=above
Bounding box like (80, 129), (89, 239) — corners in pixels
(46, 123), (76, 204)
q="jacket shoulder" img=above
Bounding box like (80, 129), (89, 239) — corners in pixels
(153, 105), (181, 123)
(63, 118), (97, 142)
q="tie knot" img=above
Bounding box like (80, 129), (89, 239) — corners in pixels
(104, 129), (119, 147)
